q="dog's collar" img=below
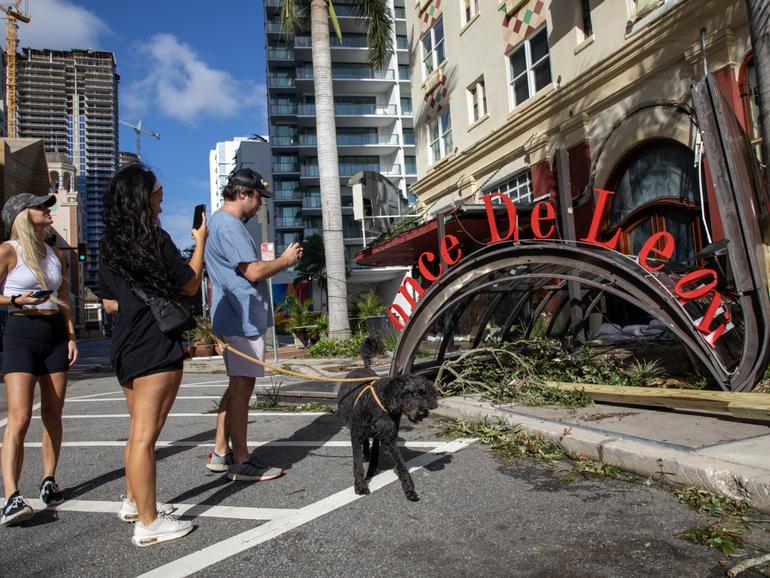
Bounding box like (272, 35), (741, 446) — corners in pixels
(353, 380), (387, 413)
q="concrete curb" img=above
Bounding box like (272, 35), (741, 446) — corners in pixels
(435, 396), (770, 514)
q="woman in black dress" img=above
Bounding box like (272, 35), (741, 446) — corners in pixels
(99, 164), (206, 547)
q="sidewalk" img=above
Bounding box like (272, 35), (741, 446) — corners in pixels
(434, 395), (770, 514)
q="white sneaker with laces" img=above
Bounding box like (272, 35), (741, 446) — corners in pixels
(118, 496), (177, 523)
(131, 511), (193, 547)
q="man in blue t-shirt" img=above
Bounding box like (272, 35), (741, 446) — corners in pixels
(204, 168), (302, 482)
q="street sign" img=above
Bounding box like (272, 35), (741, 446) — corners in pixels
(261, 242), (275, 261)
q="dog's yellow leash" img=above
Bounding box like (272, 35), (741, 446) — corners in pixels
(207, 331), (379, 383)
(353, 380), (388, 412)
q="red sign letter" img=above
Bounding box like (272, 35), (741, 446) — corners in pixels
(638, 231), (675, 272)
(674, 269), (718, 301)
(482, 193), (519, 243)
(417, 251), (442, 282)
(388, 304), (408, 330)
(580, 188), (621, 250)
(531, 201), (556, 239)
(440, 234), (463, 265)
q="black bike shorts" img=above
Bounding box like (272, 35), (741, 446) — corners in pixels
(2, 314), (69, 377)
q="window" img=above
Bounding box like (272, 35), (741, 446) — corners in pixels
(428, 107), (453, 163)
(400, 97), (413, 115)
(461, 0), (479, 26)
(421, 17), (445, 78)
(467, 77), (487, 123)
(741, 55), (764, 163)
(485, 170), (533, 204)
(580, 0), (593, 37)
(508, 27), (551, 108)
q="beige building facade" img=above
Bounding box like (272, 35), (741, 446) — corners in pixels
(404, 0), (756, 261)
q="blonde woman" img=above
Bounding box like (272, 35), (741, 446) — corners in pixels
(0, 193), (78, 526)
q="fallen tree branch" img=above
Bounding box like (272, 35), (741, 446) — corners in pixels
(727, 552), (770, 577)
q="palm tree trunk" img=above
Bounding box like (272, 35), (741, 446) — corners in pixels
(310, 0), (351, 339)
(746, 0), (770, 190)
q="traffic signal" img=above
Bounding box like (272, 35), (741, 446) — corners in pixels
(77, 242), (87, 263)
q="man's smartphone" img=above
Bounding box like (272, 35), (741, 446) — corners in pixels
(30, 289), (54, 298)
(193, 204), (206, 230)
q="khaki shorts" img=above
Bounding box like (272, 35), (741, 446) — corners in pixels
(222, 334), (265, 378)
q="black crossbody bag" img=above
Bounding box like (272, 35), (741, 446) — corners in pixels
(128, 282), (196, 335)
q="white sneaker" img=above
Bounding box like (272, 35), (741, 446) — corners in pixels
(118, 496), (177, 522)
(131, 511), (193, 547)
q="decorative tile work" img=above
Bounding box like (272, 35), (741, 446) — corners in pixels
(502, 0), (545, 54)
(418, 0), (443, 36)
(423, 67), (448, 122)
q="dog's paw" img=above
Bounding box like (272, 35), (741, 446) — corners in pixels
(355, 485), (370, 496)
(405, 490), (419, 502)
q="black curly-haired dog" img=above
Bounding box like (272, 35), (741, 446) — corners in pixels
(337, 336), (438, 501)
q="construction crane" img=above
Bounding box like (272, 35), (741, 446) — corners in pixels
(119, 119), (160, 160)
(1, 0), (30, 138)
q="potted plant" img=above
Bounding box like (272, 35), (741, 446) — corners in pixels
(278, 293), (321, 348)
(188, 317), (216, 357)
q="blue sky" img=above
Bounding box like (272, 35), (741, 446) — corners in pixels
(20, 0), (269, 248)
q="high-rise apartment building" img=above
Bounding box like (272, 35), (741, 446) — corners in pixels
(16, 48), (119, 287)
(263, 0), (414, 305)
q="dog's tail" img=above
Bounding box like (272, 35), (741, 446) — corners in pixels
(360, 335), (386, 369)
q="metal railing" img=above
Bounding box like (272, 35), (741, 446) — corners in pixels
(275, 217), (304, 228)
(269, 104), (298, 115)
(298, 103), (398, 116)
(303, 195), (322, 208)
(267, 48), (294, 61)
(296, 68), (395, 80)
(295, 36), (369, 48)
(273, 190), (303, 202)
(299, 134), (399, 146)
(268, 76), (295, 88)
(272, 163), (300, 173)
(271, 136), (299, 146)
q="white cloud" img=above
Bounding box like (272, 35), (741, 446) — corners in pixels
(124, 34), (265, 125)
(17, 0), (110, 51)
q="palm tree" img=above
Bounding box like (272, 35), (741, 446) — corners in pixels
(745, 0), (770, 191)
(280, 0), (393, 339)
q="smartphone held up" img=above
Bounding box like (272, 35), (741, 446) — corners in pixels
(193, 204), (206, 230)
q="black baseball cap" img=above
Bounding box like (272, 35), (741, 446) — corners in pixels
(227, 168), (272, 198)
(2, 193), (57, 229)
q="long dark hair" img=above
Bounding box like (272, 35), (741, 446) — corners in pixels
(100, 164), (176, 297)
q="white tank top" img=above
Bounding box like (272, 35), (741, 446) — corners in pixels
(2, 240), (62, 311)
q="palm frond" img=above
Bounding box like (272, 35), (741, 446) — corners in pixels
(280, 0), (302, 37)
(356, 0), (393, 68)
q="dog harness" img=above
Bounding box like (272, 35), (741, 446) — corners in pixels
(353, 380), (387, 412)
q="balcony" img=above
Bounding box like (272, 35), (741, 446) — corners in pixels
(265, 22), (285, 34)
(264, 0), (283, 6)
(295, 36), (368, 49)
(272, 136), (299, 146)
(273, 163), (300, 174)
(296, 68), (395, 81)
(273, 190), (303, 202)
(394, 6), (406, 18)
(298, 103), (398, 116)
(269, 104), (298, 115)
(396, 36), (408, 50)
(268, 76), (295, 88)
(302, 163), (381, 178)
(299, 134), (399, 146)
(275, 217), (304, 228)
(267, 48), (294, 61)
(303, 195), (321, 209)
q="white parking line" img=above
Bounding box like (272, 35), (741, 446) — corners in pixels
(44, 412), (330, 419)
(4, 440), (446, 448)
(67, 396), (225, 402)
(27, 498), (297, 521)
(139, 439), (476, 578)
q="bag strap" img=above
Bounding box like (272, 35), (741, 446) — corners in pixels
(121, 275), (153, 305)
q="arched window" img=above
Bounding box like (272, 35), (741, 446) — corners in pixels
(606, 139), (704, 266)
(63, 172), (72, 192)
(49, 171), (59, 193)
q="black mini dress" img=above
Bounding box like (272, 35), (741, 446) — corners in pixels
(99, 230), (194, 387)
